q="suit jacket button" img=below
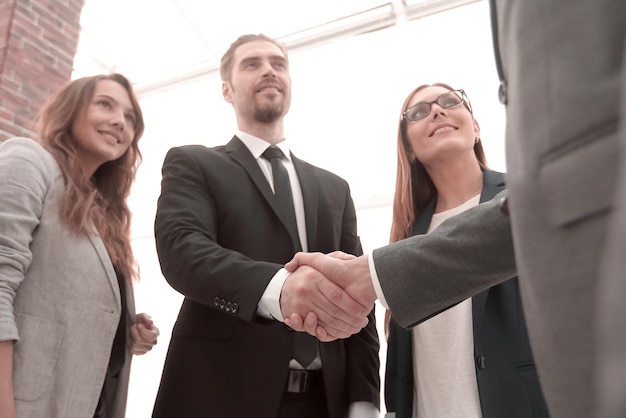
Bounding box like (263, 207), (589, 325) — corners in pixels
(226, 302), (232, 312)
(476, 355), (487, 370)
(232, 303), (238, 313)
(499, 195), (509, 217)
(498, 80), (507, 105)
(213, 297), (220, 307)
(220, 299), (226, 309)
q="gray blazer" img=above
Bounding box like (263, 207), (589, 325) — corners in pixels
(0, 138), (135, 418)
(376, 1), (626, 417)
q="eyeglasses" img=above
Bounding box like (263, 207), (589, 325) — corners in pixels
(402, 89), (470, 123)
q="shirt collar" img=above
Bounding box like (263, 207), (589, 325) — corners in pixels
(236, 130), (291, 162)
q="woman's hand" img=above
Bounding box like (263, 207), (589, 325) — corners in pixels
(128, 313), (160, 355)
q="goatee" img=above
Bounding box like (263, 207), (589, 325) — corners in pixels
(255, 103), (284, 123)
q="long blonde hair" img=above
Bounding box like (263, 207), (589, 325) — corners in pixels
(35, 73), (145, 282)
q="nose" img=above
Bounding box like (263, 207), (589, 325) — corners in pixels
(110, 110), (126, 130)
(261, 61), (277, 77)
(430, 103), (447, 119)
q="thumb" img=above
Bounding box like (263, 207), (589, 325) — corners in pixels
(285, 251), (315, 272)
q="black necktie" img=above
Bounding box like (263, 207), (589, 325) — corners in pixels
(262, 146), (301, 252)
(262, 146), (317, 368)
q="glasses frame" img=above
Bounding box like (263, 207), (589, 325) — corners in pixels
(402, 89), (471, 123)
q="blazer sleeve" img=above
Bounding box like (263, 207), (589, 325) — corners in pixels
(339, 185), (381, 408)
(0, 138), (56, 341)
(375, 191), (516, 329)
(154, 146), (282, 322)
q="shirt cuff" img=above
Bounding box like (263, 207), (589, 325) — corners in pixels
(349, 401), (379, 418)
(369, 252), (389, 309)
(257, 267), (290, 321)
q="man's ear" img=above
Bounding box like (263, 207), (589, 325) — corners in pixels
(222, 81), (233, 103)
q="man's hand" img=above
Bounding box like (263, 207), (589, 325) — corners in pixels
(284, 252), (377, 340)
(280, 264), (369, 341)
(129, 313), (160, 355)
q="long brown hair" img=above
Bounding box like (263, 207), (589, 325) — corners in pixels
(35, 73), (145, 282)
(385, 83), (488, 338)
(389, 83), (488, 244)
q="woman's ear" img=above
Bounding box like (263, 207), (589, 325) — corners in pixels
(473, 118), (481, 142)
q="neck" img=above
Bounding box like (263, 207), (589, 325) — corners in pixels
(237, 118), (284, 144)
(427, 158), (483, 213)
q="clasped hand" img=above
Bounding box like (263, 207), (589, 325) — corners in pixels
(279, 251), (377, 342)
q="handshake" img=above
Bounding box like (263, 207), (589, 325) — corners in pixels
(279, 251), (378, 342)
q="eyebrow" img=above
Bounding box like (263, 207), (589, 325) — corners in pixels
(94, 93), (136, 115)
(239, 55), (287, 66)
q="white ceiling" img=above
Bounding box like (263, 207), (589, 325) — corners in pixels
(74, 0), (480, 96)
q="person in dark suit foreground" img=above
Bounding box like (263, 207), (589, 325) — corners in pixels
(285, 1), (625, 417)
(383, 83), (548, 418)
(151, 34), (379, 418)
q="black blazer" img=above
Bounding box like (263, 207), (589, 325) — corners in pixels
(384, 170), (549, 418)
(152, 137), (379, 418)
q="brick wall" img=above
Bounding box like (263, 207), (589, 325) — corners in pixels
(0, 0), (85, 141)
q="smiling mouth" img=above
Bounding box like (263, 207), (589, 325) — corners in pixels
(257, 85), (281, 93)
(100, 132), (121, 143)
(430, 126), (456, 137)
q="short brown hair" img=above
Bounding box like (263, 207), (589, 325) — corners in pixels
(219, 34), (289, 83)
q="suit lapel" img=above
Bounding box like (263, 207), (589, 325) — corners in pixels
(227, 137), (302, 250)
(86, 230), (121, 309)
(471, 170), (506, 336)
(226, 136), (275, 203)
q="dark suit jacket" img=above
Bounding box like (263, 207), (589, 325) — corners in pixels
(384, 171), (548, 418)
(151, 137), (379, 418)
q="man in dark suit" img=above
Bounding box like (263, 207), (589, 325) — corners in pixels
(151, 34), (379, 418)
(285, 1), (626, 417)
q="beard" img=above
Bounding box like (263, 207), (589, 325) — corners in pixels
(254, 101), (284, 123)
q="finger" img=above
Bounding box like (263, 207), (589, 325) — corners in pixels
(326, 251), (356, 261)
(129, 338), (156, 355)
(316, 276), (370, 323)
(310, 310), (365, 338)
(315, 325), (341, 342)
(307, 280), (370, 338)
(298, 313), (343, 342)
(285, 313), (305, 331)
(285, 251), (321, 272)
(138, 326), (160, 343)
(286, 308), (352, 340)
(136, 313), (155, 329)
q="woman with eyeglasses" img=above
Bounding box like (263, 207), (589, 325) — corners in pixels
(383, 83), (549, 418)
(0, 74), (159, 418)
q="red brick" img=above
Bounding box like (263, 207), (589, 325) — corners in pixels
(0, 0), (85, 141)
